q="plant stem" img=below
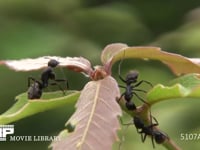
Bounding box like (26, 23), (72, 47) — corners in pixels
(118, 99), (182, 150)
(163, 139), (182, 150)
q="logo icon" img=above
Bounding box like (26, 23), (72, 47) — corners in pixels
(0, 125), (14, 141)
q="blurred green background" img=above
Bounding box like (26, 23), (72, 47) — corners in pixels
(1, 0), (200, 149)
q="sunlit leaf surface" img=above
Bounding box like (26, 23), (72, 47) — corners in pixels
(1, 56), (93, 75)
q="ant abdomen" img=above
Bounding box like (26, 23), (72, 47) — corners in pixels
(154, 131), (169, 144)
(28, 82), (42, 99)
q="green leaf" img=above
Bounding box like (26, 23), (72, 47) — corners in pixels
(147, 74), (200, 104)
(0, 91), (80, 125)
(170, 73), (200, 89)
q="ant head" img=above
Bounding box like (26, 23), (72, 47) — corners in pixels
(48, 59), (59, 68)
(154, 131), (168, 144)
(126, 70), (139, 84)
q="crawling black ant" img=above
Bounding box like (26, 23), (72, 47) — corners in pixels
(118, 70), (152, 110)
(117, 51), (152, 110)
(133, 116), (169, 148)
(27, 59), (69, 99)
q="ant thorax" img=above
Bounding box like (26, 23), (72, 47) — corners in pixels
(41, 67), (55, 88)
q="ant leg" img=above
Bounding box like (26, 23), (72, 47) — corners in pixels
(58, 67), (69, 88)
(118, 85), (126, 89)
(132, 92), (149, 105)
(132, 90), (153, 129)
(134, 80), (153, 88)
(119, 117), (133, 126)
(54, 79), (66, 82)
(151, 136), (156, 148)
(151, 116), (159, 126)
(55, 79), (69, 89)
(146, 115), (159, 129)
(66, 80), (69, 89)
(118, 75), (126, 83)
(147, 119), (157, 148)
(148, 123), (159, 129)
(135, 128), (141, 134)
(141, 133), (147, 143)
(118, 93), (125, 102)
(132, 88), (147, 93)
(142, 80), (153, 87)
(149, 109), (153, 135)
(28, 76), (36, 87)
(50, 82), (65, 95)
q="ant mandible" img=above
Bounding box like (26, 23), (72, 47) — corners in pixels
(27, 59), (69, 99)
(133, 116), (169, 148)
(117, 51), (152, 110)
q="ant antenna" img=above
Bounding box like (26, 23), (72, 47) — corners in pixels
(118, 50), (126, 83)
(59, 67), (69, 89)
(53, 57), (69, 89)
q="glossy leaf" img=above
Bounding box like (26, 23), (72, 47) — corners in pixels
(51, 76), (122, 150)
(147, 74), (200, 104)
(0, 91), (80, 125)
(101, 43), (200, 75)
(170, 73), (200, 88)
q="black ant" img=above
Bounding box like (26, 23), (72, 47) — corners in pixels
(117, 52), (152, 110)
(118, 70), (152, 110)
(27, 59), (69, 99)
(133, 116), (169, 148)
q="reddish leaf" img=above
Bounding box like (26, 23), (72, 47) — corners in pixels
(1, 56), (93, 75)
(90, 66), (108, 81)
(101, 43), (128, 64)
(101, 43), (200, 75)
(51, 76), (122, 150)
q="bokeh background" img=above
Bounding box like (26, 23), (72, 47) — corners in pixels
(1, 0), (200, 150)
